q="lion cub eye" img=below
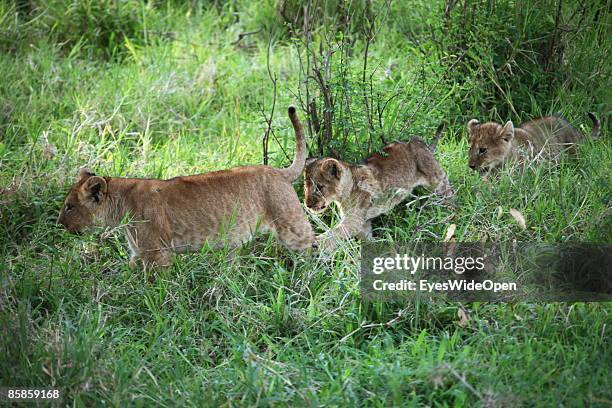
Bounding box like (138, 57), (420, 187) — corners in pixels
(478, 147), (487, 155)
(65, 203), (74, 213)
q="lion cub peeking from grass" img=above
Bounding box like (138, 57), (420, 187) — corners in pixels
(467, 113), (600, 176)
(58, 106), (313, 268)
(304, 125), (454, 251)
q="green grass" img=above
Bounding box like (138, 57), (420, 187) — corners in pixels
(1, 1), (611, 406)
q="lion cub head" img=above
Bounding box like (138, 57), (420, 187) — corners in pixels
(467, 119), (514, 174)
(57, 168), (109, 234)
(303, 158), (351, 213)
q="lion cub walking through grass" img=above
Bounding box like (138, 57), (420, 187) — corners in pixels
(304, 125), (453, 250)
(467, 113), (600, 175)
(58, 106), (314, 268)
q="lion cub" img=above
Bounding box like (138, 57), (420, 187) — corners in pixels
(304, 125), (453, 249)
(58, 106), (314, 268)
(467, 113), (600, 175)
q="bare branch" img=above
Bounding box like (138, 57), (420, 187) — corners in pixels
(262, 38), (277, 165)
(230, 29), (262, 46)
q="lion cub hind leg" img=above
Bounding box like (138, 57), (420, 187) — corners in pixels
(273, 209), (314, 251)
(412, 142), (454, 198)
(268, 186), (314, 251)
(431, 171), (453, 199)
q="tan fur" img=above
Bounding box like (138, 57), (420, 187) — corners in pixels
(304, 135), (453, 250)
(467, 113), (600, 175)
(58, 106), (314, 268)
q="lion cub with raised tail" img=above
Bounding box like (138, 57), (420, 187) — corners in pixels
(304, 124), (454, 250)
(58, 106), (314, 268)
(467, 113), (600, 176)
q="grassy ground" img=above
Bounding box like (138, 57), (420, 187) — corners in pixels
(1, 1), (611, 406)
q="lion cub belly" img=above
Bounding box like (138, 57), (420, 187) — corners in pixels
(168, 205), (270, 252)
(366, 187), (412, 219)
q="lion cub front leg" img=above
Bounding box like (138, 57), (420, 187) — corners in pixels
(132, 248), (172, 283)
(139, 248), (172, 268)
(126, 229), (142, 269)
(127, 247), (171, 268)
(125, 226), (172, 272)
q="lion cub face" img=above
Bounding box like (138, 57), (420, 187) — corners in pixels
(467, 119), (514, 174)
(57, 169), (109, 234)
(304, 158), (349, 213)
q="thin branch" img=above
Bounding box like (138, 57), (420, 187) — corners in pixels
(545, 0), (564, 72)
(230, 29), (262, 46)
(398, 46), (472, 134)
(262, 38), (277, 165)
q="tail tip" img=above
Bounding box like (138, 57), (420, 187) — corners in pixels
(587, 112), (600, 136)
(288, 105), (297, 116)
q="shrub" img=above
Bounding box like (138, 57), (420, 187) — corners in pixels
(438, 0), (610, 121)
(0, 1), (28, 54)
(32, 0), (151, 60)
(277, 0), (374, 35)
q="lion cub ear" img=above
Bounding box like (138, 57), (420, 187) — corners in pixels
(83, 176), (107, 203)
(305, 156), (317, 167)
(322, 158), (341, 179)
(467, 119), (480, 136)
(500, 121), (514, 142)
(78, 167), (96, 180)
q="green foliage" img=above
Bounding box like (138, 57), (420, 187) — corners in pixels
(0, 0), (180, 59)
(0, 0), (28, 53)
(32, 0), (151, 59)
(277, 0), (374, 35)
(439, 0), (611, 120)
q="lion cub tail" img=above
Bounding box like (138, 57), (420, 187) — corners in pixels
(428, 122), (445, 152)
(281, 106), (307, 181)
(587, 112), (601, 138)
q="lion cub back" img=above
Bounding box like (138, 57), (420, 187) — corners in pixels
(364, 138), (450, 194)
(518, 116), (583, 154)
